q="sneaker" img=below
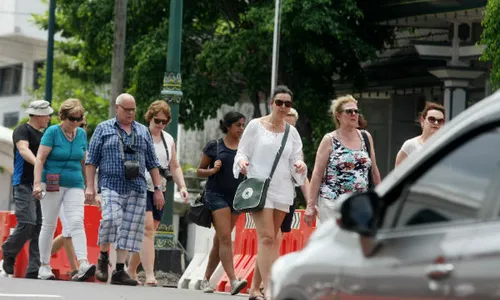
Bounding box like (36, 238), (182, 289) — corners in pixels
(38, 265), (55, 280)
(95, 255), (110, 282)
(2, 257), (14, 275)
(200, 279), (214, 293)
(230, 279), (248, 295)
(72, 260), (96, 282)
(25, 271), (39, 279)
(110, 270), (138, 286)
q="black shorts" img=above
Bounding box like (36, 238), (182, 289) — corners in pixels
(280, 204), (296, 233)
(146, 191), (164, 221)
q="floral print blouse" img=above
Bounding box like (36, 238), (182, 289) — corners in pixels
(319, 130), (372, 202)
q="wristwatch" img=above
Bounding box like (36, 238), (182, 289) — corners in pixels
(154, 185), (163, 191)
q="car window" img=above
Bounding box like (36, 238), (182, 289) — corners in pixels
(385, 128), (500, 229)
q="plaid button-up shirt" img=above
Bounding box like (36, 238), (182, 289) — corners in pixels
(85, 118), (160, 195)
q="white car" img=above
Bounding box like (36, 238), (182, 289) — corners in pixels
(270, 91), (500, 300)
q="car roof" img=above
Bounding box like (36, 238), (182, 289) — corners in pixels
(376, 90), (500, 196)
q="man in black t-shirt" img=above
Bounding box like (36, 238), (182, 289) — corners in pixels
(2, 100), (53, 278)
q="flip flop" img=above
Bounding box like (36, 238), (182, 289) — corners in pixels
(249, 296), (265, 300)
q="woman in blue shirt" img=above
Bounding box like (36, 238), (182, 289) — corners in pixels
(33, 98), (96, 281)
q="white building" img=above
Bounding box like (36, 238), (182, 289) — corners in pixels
(0, 0), (48, 128)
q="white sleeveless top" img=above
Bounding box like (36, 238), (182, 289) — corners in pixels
(146, 131), (174, 192)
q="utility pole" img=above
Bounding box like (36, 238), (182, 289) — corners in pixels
(270, 0), (282, 96)
(109, 0), (128, 117)
(45, 0), (56, 105)
(155, 0), (184, 276)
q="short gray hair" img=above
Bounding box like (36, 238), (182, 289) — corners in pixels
(116, 93), (135, 105)
(287, 108), (299, 121)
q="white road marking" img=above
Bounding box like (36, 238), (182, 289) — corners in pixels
(0, 294), (61, 298)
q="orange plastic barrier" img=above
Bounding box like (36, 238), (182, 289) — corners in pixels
(216, 209), (316, 293)
(0, 205), (101, 279)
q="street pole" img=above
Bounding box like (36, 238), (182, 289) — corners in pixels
(156, 0), (183, 277)
(109, 0), (128, 118)
(45, 0), (56, 105)
(270, 0), (281, 96)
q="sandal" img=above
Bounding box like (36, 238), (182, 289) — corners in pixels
(249, 297), (265, 300)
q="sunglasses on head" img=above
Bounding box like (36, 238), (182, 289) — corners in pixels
(154, 118), (168, 125)
(274, 99), (293, 108)
(68, 115), (84, 122)
(343, 108), (359, 115)
(427, 116), (445, 125)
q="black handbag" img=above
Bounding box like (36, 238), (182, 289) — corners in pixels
(186, 139), (219, 228)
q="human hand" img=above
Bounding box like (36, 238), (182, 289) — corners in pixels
(154, 190), (165, 210)
(180, 187), (189, 203)
(294, 161), (306, 174)
(85, 187), (96, 205)
(239, 160), (249, 176)
(212, 160), (222, 175)
(304, 204), (318, 227)
(32, 183), (44, 200)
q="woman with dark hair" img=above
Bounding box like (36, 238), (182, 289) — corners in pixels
(198, 111), (247, 295)
(395, 102), (445, 166)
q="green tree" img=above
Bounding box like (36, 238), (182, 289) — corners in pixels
(29, 53), (109, 137)
(481, 0), (500, 89)
(34, 0), (393, 164)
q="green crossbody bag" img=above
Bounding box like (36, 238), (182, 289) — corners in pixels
(233, 123), (290, 212)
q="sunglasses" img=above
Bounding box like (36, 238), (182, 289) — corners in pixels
(274, 100), (293, 108)
(427, 116), (445, 125)
(154, 118), (168, 125)
(343, 109), (359, 115)
(68, 115), (84, 122)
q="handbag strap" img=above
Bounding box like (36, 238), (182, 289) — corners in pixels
(268, 123), (290, 180)
(160, 131), (170, 161)
(361, 130), (371, 158)
(116, 125), (136, 161)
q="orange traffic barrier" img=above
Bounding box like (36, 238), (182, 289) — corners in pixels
(50, 205), (102, 280)
(1, 205), (101, 279)
(216, 209), (316, 293)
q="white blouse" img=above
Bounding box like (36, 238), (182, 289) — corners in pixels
(233, 119), (306, 206)
(146, 131), (174, 192)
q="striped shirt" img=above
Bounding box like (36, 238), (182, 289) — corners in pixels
(85, 118), (160, 195)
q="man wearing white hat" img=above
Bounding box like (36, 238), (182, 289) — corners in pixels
(2, 100), (53, 278)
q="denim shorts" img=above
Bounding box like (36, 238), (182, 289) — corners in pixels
(205, 191), (241, 214)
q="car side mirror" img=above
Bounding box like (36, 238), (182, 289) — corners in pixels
(337, 191), (381, 237)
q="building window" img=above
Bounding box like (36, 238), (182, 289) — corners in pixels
(3, 112), (19, 128)
(33, 61), (45, 90)
(0, 64), (22, 97)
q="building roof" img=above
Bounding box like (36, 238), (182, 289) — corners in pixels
(375, 0), (487, 21)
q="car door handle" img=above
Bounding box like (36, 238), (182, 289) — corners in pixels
(426, 263), (454, 280)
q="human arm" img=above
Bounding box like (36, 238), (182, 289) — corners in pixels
(366, 131), (381, 185)
(289, 127), (306, 184)
(169, 143), (189, 202)
(197, 140), (221, 178)
(308, 134), (333, 211)
(233, 119), (258, 178)
(32, 145), (52, 199)
(395, 150), (408, 167)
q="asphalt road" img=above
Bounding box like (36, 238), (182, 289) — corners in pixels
(0, 277), (247, 300)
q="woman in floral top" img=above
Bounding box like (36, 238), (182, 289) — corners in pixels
(305, 95), (381, 224)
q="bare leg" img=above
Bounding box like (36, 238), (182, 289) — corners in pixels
(250, 229), (283, 297)
(51, 235), (64, 255)
(62, 237), (78, 272)
(203, 212), (239, 281)
(251, 208), (286, 292)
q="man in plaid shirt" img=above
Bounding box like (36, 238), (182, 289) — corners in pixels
(85, 93), (164, 286)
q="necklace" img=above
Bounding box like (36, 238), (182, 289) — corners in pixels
(61, 125), (75, 140)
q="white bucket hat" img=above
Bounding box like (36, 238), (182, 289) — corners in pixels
(25, 100), (54, 116)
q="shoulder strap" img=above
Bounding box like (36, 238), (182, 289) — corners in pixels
(269, 124), (290, 180)
(361, 130), (371, 158)
(160, 131), (170, 161)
